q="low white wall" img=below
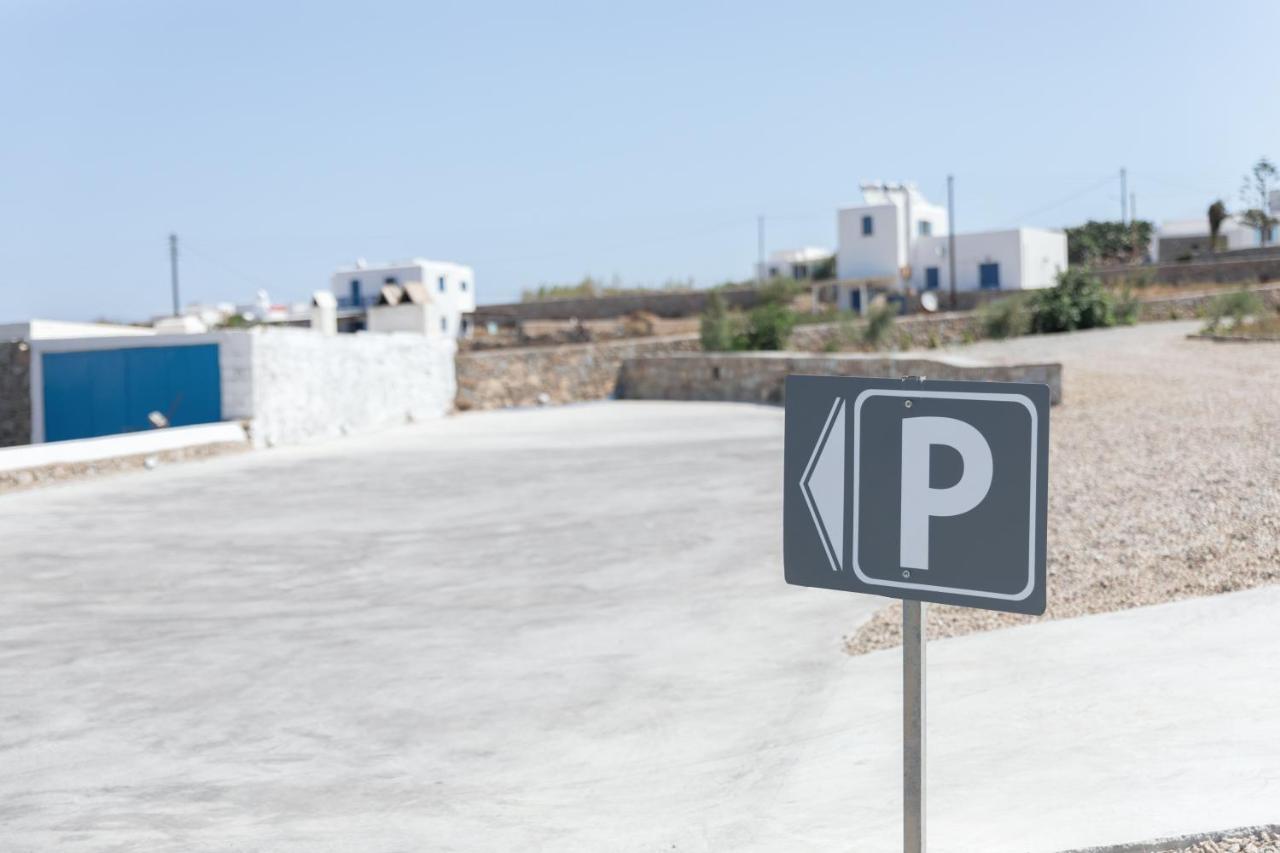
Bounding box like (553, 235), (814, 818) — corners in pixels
(245, 328), (456, 447)
(0, 421), (247, 473)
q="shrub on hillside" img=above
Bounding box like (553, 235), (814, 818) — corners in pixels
(735, 300), (796, 350)
(701, 280), (805, 351)
(979, 297), (1031, 339)
(1203, 290), (1266, 331)
(1114, 284), (1140, 326)
(1028, 269), (1115, 333)
(861, 302), (897, 348)
(757, 277), (806, 305)
(699, 291), (735, 351)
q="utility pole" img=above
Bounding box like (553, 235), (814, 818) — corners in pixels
(1130, 191), (1139, 262)
(169, 233), (181, 316)
(947, 175), (957, 311)
(1120, 168), (1128, 225)
(757, 215), (765, 285)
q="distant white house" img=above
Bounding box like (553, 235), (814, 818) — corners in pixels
(833, 182), (1066, 311)
(332, 258), (476, 338)
(1153, 193), (1280, 262)
(756, 247), (834, 281)
(171, 291), (312, 331)
(1152, 217), (1259, 261)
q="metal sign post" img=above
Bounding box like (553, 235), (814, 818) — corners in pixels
(783, 375), (1051, 852)
(903, 600), (925, 853)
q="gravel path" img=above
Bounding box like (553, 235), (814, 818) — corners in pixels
(1169, 831), (1280, 852)
(845, 321), (1280, 654)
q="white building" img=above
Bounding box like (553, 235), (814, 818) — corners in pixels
(331, 258), (476, 338)
(757, 247), (834, 281)
(833, 182), (1066, 311)
(0, 319), (155, 341)
(366, 283), (447, 337)
(1153, 194), (1280, 262)
(170, 292), (312, 330)
(910, 228), (1067, 293)
(837, 183), (949, 283)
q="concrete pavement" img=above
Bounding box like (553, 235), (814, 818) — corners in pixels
(0, 399), (1277, 851)
(0, 402), (881, 851)
(772, 585), (1280, 852)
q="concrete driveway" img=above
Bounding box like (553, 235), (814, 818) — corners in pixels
(1, 392), (1277, 851)
(0, 402), (883, 851)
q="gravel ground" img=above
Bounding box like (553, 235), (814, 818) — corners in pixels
(845, 321), (1280, 654)
(1064, 827), (1280, 852)
(1168, 831), (1280, 852)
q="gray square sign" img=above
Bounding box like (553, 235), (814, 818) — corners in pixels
(783, 375), (1050, 615)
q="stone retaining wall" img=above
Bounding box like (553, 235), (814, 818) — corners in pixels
(790, 311), (983, 351)
(471, 286), (763, 324)
(0, 342), (31, 448)
(618, 353), (1063, 406)
(1095, 256), (1280, 287)
(454, 282), (1279, 412)
(455, 334), (701, 411)
(1132, 282), (1280, 321)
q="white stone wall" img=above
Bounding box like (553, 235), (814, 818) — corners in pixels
(218, 332), (255, 421)
(241, 328), (456, 448)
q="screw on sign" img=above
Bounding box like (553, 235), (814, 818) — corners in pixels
(783, 374), (1050, 852)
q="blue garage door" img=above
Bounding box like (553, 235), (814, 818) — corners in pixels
(42, 344), (222, 442)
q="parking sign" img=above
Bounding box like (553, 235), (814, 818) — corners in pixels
(783, 375), (1050, 614)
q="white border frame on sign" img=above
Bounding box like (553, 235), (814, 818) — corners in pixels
(851, 388), (1039, 602)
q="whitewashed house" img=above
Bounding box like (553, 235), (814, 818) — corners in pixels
(331, 258), (476, 338)
(832, 182), (1066, 312)
(756, 247), (834, 281)
(1153, 193), (1280, 261)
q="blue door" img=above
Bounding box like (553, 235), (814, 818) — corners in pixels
(979, 262), (1001, 290)
(848, 289), (861, 312)
(925, 267), (940, 290)
(42, 344), (222, 442)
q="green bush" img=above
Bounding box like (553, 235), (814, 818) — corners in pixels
(979, 297), (1031, 339)
(734, 300), (796, 350)
(699, 290), (735, 351)
(862, 302), (897, 348)
(1114, 284), (1140, 326)
(1204, 290), (1265, 331)
(1028, 269), (1115, 334)
(757, 277), (805, 305)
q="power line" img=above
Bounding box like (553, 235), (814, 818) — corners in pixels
(180, 241), (283, 294)
(1010, 174), (1117, 222)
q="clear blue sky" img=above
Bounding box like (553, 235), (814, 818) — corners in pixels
(3, 0), (1277, 321)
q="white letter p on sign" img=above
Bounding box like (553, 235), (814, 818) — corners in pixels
(899, 416), (993, 571)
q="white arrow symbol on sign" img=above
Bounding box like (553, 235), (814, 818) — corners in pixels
(800, 397), (845, 572)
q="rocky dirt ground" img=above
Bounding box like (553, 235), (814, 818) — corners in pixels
(1165, 829), (1280, 852)
(846, 321), (1280, 654)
